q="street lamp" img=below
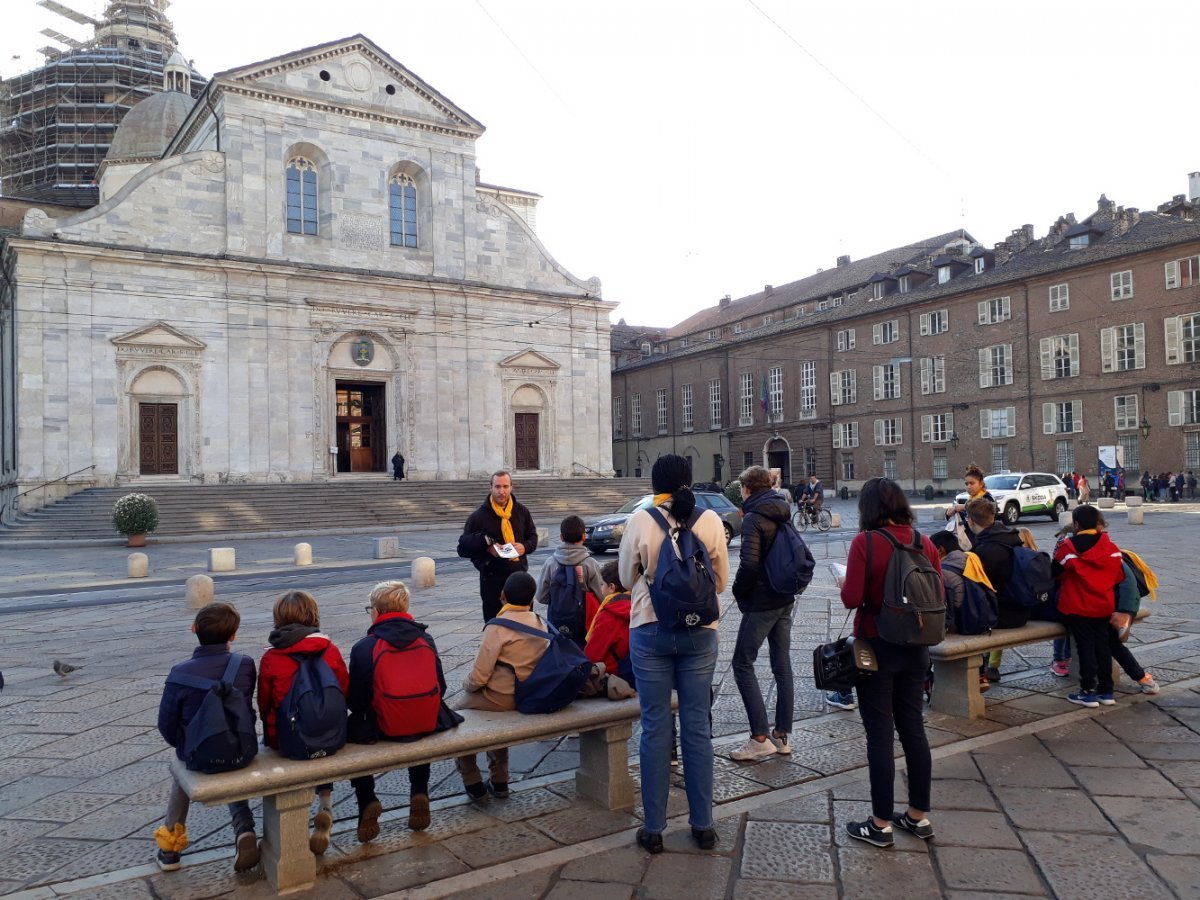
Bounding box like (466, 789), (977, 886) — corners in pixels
(1139, 418), (1152, 439)
(949, 432), (960, 450)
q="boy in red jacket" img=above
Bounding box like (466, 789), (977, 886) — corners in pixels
(585, 561), (635, 693)
(257, 590), (349, 855)
(1053, 506), (1125, 708)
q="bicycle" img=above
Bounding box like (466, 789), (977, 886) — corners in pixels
(792, 503), (832, 533)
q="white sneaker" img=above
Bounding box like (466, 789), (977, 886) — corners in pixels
(771, 732), (792, 755)
(729, 736), (778, 761)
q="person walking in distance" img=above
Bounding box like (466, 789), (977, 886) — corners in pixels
(391, 451), (405, 482)
(457, 471), (538, 622)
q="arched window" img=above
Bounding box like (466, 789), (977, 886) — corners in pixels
(286, 157), (318, 235)
(389, 173), (417, 248)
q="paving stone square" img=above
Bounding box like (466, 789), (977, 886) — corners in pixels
(1020, 831), (1176, 900)
(739, 820), (834, 883)
(934, 846), (1046, 894)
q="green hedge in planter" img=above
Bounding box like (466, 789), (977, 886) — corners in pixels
(112, 493), (159, 537)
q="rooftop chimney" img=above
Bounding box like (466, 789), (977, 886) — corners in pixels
(1190, 171), (1200, 204)
(763, 284), (773, 294)
(719, 294), (731, 308)
(836, 255), (851, 267)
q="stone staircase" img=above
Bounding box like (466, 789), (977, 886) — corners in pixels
(1, 477), (654, 542)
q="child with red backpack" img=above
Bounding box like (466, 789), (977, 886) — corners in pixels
(256, 591), (349, 855)
(347, 580), (463, 838)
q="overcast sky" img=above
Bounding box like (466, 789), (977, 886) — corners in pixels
(3, 0), (1198, 327)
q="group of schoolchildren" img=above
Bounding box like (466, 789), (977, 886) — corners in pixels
(154, 515), (638, 874)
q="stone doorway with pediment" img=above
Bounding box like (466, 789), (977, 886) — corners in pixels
(499, 349), (559, 474)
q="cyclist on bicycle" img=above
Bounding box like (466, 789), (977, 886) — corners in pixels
(799, 474), (824, 523)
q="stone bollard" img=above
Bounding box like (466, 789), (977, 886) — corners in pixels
(830, 513), (843, 528)
(1128, 507), (1144, 525)
(537, 527), (550, 549)
(1059, 511), (1074, 528)
(294, 543), (312, 566)
(208, 548), (236, 573)
(127, 552), (149, 578)
(186, 574), (214, 608)
(411, 556), (436, 588)
(1125, 496), (1143, 508)
(1067, 499), (1079, 510)
(1097, 497), (1115, 510)
(373, 536), (401, 559)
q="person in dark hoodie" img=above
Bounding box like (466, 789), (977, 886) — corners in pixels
(729, 465), (814, 761)
(966, 498), (1025, 625)
(536, 514), (608, 644)
(256, 591), (349, 856)
(347, 580), (463, 838)
(457, 470), (539, 622)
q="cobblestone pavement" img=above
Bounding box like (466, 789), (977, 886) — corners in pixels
(0, 504), (1198, 897)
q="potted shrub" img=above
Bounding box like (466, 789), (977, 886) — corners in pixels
(112, 493), (159, 546)
(723, 480), (744, 509)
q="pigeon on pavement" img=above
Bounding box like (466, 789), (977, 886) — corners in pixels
(53, 660), (82, 677)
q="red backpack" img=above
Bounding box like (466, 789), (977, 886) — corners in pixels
(371, 636), (441, 738)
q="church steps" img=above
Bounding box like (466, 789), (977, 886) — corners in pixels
(2, 479), (654, 541)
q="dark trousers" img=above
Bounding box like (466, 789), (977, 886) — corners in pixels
(351, 765), (431, 810)
(855, 639), (932, 820)
(731, 603), (795, 736)
(1065, 615), (1113, 693)
(480, 573), (509, 622)
(1109, 629), (1146, 682)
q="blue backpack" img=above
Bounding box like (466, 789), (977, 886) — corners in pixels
(277, 652), (348, 761)
(762, 520), (815, 596)
(547, 563), (586, 645)
(646, 507), (720, 629)
(1008, 547), (1054, 608)
(941, 553), (999, 635)
(486, 618), (592, 714)
(166, 654), (258, 774)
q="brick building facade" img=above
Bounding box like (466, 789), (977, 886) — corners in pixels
(612, 181), (1200, 493)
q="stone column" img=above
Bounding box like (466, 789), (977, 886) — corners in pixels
(261, 787), (318, 892)
(575, 722), (635, 810)
(930, 654), (986, 719)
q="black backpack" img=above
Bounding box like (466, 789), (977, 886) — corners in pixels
(276, 652), (348, 761)
(546, 563), (586, 645)
(870, 530), (946, 646)
(762, 519), (815, 596)
(166, 654), (258, 773)
(646, 507), (720, 629)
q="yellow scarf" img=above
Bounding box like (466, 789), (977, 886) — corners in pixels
(961, 551), (996, 592)
(652, 492), (673, 506)
(1074, 528), (1098, 536)
(498, 602), (532, 616)
(586, 591), (626, 641)
(1121, 549), (1159, 601)
(490, 496), (516, 544)
(968, 487), (986, 500)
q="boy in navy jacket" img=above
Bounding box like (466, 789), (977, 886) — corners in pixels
(154, 601), (259, 873)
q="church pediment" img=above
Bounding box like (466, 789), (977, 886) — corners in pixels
(499, 350), (560, 372)
(112, 321), (207, 351)
(215, 35), (484, 138)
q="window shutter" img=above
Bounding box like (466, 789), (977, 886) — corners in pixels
(874, 419), (884, 446)
(890, 319), (899, 340)
(980, 409), (991, 439)
(848, 371), (856, 403)
(1165, 260), (1180, 289)
(1039, 338), (1053, 380)
(1072, 399), (1083, 433)
(978, 301), (989, 325)
(1168, 391), (1183, 426)
(1002, 345), (1013, 384)
(1043, 402), (1055, 435)
(832, 425), (843, 449)
(895, 419), (903, 444)
(1006, 407), (1016, 437)
(872, 365), (883, 400)
(919, 357), (931, 394)
(1165, 317), (1181, 364)
(1133, 322), (1145, 369)
(1100, 327), (1114, 372)
(1069, 333), (1080, 376)
(978, 349), (991, 388)
(919, 313), (930, 336)
(872, 323), (883, 345)
(829, 372), (840, 406)
(921, 415), (932, 443)
(946, 412), (954, 437)
(850, 423), (859, 447)
(1001, 297), (1011, 320)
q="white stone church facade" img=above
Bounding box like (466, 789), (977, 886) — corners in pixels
(0, 35), (614, 515)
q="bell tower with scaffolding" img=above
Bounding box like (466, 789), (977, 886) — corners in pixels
(0, 0), (205, 208)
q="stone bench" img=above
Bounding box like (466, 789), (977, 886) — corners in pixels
(929, 608), (1150, 719)
(170, 697), (642, 892)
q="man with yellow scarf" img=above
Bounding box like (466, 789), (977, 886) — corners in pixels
(457, 471), (539, 621)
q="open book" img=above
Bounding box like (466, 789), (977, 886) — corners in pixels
(494, 542), (520, 560)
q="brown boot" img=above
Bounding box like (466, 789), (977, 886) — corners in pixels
(408, 793), (431, 831)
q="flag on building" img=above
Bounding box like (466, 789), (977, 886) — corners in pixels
(760, 374), (769, 414)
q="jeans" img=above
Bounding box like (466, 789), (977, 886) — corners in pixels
(1109, 629), (1146, 682)
(855, 639), (932, 821)
(1065, 615), (1113, 693)
(732, 603), (795, 737)
(631, 622), (719, 834)
(166, 778), (254, 837)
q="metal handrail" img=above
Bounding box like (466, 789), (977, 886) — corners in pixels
(4, 464), (97, 519)
(571, 461), (612, 478)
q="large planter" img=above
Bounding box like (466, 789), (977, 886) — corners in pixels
(112, 493), (159, 542)
(126, 533), (147, 548)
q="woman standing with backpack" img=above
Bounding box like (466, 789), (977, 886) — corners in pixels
(619, 455), (729, 854)
(841, 478), (941, 848)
